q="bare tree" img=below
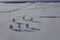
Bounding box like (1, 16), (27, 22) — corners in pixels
(12, 18), (15, 23)
(26, 24), (29, 28)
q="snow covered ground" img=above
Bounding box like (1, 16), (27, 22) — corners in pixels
(0, 2), (60, 40)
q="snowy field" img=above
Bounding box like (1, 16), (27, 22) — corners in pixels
(0, 2), (60, 40)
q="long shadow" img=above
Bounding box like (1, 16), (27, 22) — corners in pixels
(24, 29), (34, 32)
(16, 22), (24, 25)
(25, 20), (42, 23)
(13, 28), (40, 32)
(32, 21), (42, 23)
(13, 29), (34, 32)
(30, 28), (40, 31)
(9, 26), (40, 32)
(13, 29), (24, 32)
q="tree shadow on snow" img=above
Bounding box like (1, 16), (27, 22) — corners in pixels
(13, 29), (34, 32)
(32, 21), (42, 23)
(25, 20), (42, 23)
(9, 27), (40, 32)
(30, 28), (40, 31)
(24, 29), (34, 32)
(13, 29), (24, 32)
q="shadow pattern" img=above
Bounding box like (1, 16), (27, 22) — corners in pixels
(25, 20), (42, 23)
(9, 27), (40, 32)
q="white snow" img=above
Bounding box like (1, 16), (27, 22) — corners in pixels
(0, 3), (60, 40)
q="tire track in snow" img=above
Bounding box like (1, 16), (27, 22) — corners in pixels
(0, 4), (32, 13)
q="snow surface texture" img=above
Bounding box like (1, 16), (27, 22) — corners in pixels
(0, 3), (60, 40)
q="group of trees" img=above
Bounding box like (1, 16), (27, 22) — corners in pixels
(9, 17), (34, 30)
